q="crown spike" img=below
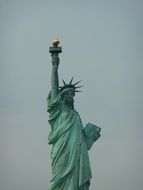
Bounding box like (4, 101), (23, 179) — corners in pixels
(75, 90), (82, 92)
(69, 77), (74, 84)
(75, 85), (83, 89)
(74, 80), (82, 86)
(62, 80), (66, 85)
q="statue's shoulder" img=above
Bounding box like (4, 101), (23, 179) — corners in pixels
(47, 91), (63, 112)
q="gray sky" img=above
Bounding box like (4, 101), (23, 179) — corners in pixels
(0, 0), (143, 190)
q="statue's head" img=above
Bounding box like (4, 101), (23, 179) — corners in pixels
(61, 89), (75, 108)
(59, 78), (82, 109)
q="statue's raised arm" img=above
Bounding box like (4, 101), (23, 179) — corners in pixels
(49, 39), (62, 101)
(51, 53), (59, 100)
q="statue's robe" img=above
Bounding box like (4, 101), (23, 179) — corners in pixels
(47, 92), (96, 190)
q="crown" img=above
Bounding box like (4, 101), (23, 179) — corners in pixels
(59, 77), (83, 93)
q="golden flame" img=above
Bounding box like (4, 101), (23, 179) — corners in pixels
(52, 38), (60, 46)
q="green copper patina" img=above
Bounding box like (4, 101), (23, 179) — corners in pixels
(47, 39), (101, 190)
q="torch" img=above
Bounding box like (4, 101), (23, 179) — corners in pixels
(49, 38), (62, 55)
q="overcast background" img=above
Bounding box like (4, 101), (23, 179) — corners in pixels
(0, 0), (143, 190)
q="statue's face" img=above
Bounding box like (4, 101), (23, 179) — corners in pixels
(62, 90), (75, 104)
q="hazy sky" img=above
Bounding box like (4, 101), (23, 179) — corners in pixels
(0, 0), (143, 190)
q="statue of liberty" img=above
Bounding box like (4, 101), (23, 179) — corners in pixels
(47, 39), (101, 190)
